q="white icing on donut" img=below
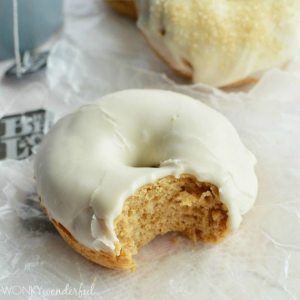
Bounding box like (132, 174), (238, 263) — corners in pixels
(35, 90), (257, 252)
(136, 0), (300, 86)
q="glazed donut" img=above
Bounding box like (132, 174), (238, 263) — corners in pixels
(107, 0), (300, 87)
(35, 90), (257, 270)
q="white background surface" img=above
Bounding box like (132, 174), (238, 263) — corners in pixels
(1, 1), (300, 299)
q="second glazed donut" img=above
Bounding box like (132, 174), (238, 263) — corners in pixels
(107, 0), (300, 87)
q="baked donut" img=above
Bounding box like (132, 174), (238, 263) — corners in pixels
(34, 89), (257, 270)
(107, 0), (300, 87)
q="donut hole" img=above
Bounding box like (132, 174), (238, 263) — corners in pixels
(129, 150), (161, 168)
(114, 174), (228, 266)
(127, 143), (164, 168)
(137, 164), (160, 168)
(131, 160), (160, 168)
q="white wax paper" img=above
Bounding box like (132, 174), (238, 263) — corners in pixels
(1, 0), (300, 299)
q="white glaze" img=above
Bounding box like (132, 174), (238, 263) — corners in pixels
(35, 90), (257, 253)
(136, 0), (300, 87)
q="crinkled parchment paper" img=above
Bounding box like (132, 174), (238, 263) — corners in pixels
(1, 1), (300, 299)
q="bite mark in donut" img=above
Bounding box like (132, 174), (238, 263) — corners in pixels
(46, 175), (228, 270)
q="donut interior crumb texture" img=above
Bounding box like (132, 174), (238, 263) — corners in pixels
(105, 0), (137, 18)
(48, 175), (228, 271)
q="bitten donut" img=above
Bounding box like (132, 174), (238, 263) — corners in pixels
(107, 0), (300, 87)
(35, 89), (257, 270)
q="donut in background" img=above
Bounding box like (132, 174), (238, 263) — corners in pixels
(107, 0), (300, 87)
